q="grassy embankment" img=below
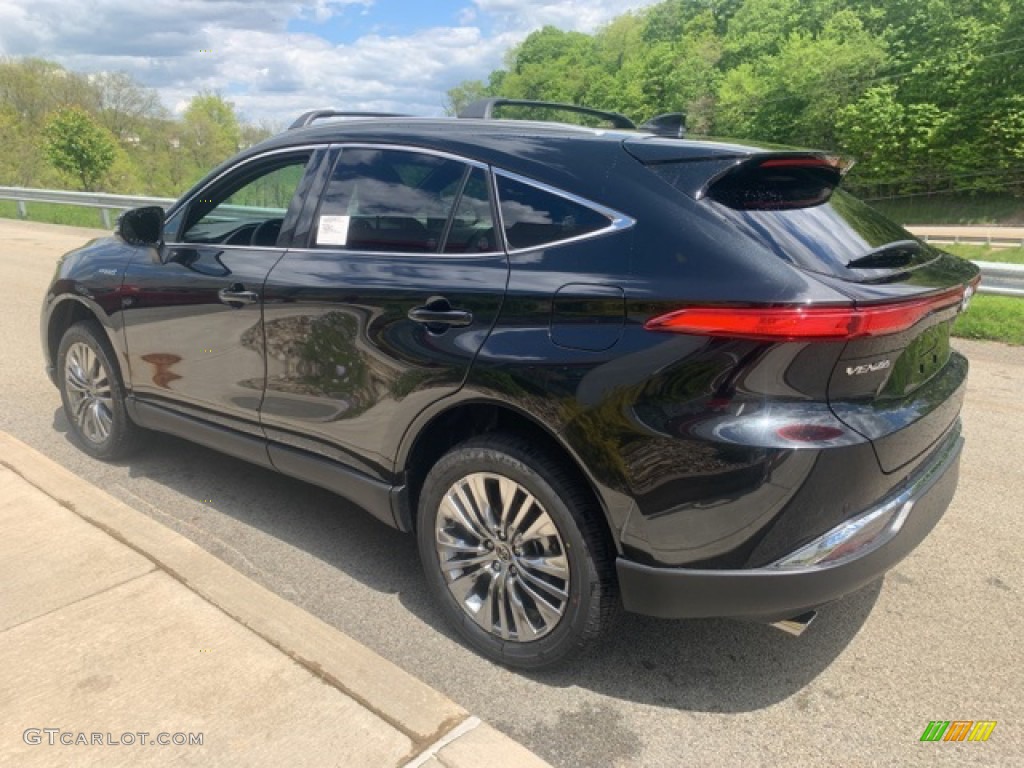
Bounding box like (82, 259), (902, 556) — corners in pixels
(943, 245), (1024, 346)
(0, 200), (112, 228)
(869, 193), (1023, 226)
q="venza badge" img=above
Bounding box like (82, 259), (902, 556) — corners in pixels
(846, 359), (891, 376)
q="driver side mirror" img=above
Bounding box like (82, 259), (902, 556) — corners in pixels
(118, 206), (165, 246)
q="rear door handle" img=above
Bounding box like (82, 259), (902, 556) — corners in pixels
(218, 285), (259, 306)
(408, 297), (473, 328)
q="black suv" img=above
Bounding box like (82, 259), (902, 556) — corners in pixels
(42, 100), (979, 668)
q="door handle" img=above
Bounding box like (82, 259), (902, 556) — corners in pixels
(218, 285), (259, 307)
(408, 298), (473, 329)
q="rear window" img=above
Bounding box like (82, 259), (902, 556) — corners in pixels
(652, 162), (937, 282)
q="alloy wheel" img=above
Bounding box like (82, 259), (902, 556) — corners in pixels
(64, 341), (114, 444)
(435, 472), (571, 642)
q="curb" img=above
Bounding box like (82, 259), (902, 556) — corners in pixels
(0, 432), (551, 768)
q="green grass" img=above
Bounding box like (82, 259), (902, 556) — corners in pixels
(953, 295), (1024, 345)
(925, 246), (1024, 345)
(0, 200), (112, 229)
(868, 193), (1024, 226)
(941, 243), (1024, 264)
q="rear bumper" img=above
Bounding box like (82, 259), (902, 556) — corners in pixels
(617, 426), (963, 621)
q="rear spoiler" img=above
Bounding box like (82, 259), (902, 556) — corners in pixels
(700, 154), (850, 211)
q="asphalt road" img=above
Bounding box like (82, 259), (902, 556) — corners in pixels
(3, 219), (1021, 767)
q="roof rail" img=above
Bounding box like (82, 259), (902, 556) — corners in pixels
(458, 99), (636, 130)
(289, 109), (410, 130)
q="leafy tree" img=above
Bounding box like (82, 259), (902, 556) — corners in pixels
(42, 107), (116, 190)
(498, 27), (599, 108)
(0, 104), (51, 186)
(0, 57), (95, 124)
(837, 85), (946, 196)
(444, 80), (492, 116)
(181, 92), (242, 176)
(89, 71), (162, 140)
(0, 58), (101, 187)
(717, 10), (888, 146)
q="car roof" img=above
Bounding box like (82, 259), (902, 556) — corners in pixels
(249, 117), (771, 162)
(176, 114), (804, 224)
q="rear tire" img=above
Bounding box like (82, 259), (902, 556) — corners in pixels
(416, 434), (617, 669)
(57, 321), (141, 461)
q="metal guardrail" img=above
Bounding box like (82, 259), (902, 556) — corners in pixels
(971, 261), (1024, 298)
(0, 186), (174, 228)
(0, 186), (286, 228)
(908, 226), (1024, 249)
(906, 227), (1024, 296)
(1, 185), (1021, 297)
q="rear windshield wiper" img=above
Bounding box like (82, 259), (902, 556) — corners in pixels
(846, 240), (926, 269)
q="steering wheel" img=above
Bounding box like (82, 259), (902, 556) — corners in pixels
(225, 223), (257, 245)
(250, 218), (283, 247)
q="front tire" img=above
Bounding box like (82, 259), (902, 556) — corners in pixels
(416, 434), (617, 669)
(57, 321), (141, 461)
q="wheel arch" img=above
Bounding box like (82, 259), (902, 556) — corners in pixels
(394, 397), (622, 554)
(46, 297), (126, 383)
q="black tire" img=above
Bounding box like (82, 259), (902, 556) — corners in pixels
(56, 321), (141, 461)
(416, 433), (618, 669)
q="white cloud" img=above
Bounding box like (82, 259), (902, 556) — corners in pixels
(210, 24), (518, 120)
(0, 0), (660, 123)
(472, 0), (661, 34)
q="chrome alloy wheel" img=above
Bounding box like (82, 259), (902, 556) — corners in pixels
(64, 342), (114, 444)
(435, 472), (571, 642)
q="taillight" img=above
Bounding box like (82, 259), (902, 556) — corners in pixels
(645, 284), (973, 341)
(757, 156), (842, 171)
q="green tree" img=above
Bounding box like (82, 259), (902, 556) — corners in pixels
(88, 71), (162, 141)
(0, 58), (99, 187)
(444, 79), (492, 116)
(42, 106), (116, 190)
(0, 57), (95, 124)
(181, 92), (241, 176)
(716, 10), (887, 146)
(837, 85), (947, 196)
(498, 27), (599, 108)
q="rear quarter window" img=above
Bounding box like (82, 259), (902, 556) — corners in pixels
(496, 174), (611, 251)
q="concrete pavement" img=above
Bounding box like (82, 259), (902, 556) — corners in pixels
(0, 431), (551, 768)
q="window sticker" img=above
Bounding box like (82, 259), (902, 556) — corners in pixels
(317, 215), (351, 246)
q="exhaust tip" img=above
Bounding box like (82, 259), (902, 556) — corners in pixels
(770, 611), (817, 637)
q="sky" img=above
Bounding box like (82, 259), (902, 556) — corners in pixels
(0, 0), (663, 126)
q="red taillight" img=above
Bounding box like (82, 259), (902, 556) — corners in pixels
(645, 285), (969, 341)
(758, 157), (837, 170)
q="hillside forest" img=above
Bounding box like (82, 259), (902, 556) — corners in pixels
(447, 0), (1024, 207)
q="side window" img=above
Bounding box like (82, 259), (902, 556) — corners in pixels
(444, 168), (497, 254)
(182, 155), (310, 246)
(316, 149), (468, 253)
(496, 175), (611, 251)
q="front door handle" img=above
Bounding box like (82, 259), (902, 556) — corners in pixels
(408, 297), (473, 329)
(218, 285), (259, 307)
